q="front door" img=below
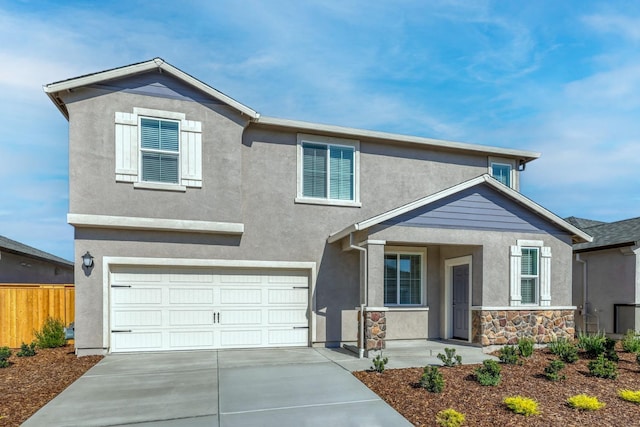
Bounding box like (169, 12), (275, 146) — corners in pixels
(452, 264), (469, 340)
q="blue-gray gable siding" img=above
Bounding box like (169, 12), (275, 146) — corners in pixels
(90, 72), (223, 104)
(381, 184), (566, 235)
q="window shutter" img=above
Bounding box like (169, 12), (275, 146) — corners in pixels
(329, 147), (354, 200)
(539, 247), (552, 306)
(509, 245), (522, 306)
(115, 112), (138, 182)
(180, 119), (202, 187)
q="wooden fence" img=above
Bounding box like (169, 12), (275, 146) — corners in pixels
(0, 284), (74, 348)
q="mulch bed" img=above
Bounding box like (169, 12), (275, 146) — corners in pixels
(0, 346), (102, 427)
(354, 348), (640, 426)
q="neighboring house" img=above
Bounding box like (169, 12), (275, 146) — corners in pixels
(44, 58), (591, 356)
(568, 216), (640, 335)
(0, 235), (73, 283)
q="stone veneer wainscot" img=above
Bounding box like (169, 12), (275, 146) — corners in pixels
(472, 309), (575, 346)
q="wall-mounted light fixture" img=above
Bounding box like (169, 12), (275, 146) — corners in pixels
(81, 251), (94, 268)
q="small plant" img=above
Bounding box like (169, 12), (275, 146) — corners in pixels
(618, 389), (640, 404)
(548, 338), (579, 363)
(435, 408), (465, 427)
(577, 330), (606, 358)
(603, 337), (619, 362)
(474, 359), (501, 386)
(503, 396), (540, 416)
(544, 359), (566, 381)
(0, 347), (12, 368)
(370, 353), (388, 373)
(498, 345), (520, 365)
(420, 365), (445, 393)
(636, 353), (640, 366)
(567, 394), (605, 411)
(518, 337), (535, 358)
(588, 354), (618, 379)
(34, 317), (66, 348)
(437, 347), (462, 367)
(621, 330), (640, 353)
(16, 342), (37, 357)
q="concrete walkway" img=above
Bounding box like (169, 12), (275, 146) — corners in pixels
(22, 341), (492, 426)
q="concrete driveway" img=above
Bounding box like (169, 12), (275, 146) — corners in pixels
(21, 348), (412, 427)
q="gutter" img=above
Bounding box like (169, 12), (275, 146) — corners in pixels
(575, 254), (587, 332)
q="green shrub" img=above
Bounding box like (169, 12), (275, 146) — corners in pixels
(618, 389), (640, 404)
(518, 337), (535, 358)
(622, 330), (640, 353)
(437, 347), (462, 367)
(548, 338), (579, 363)
(420, 366), (445, 393)
(0, 346), (11, 368)
(603, 337), (619, 362)
(34, 317), (66, 348)
(567, 394), (605, 411)
(16, 342), (37, 357)
(370, 353), (388, 373)
(474, 359), (501, 386)
(588, 354), (618, 379)
(498, 345), (520, 365)
(544, 359), (566, 381)
(503, 396), (540, 416)
(577, 330), (606, 358)
(435, 408), (465, 427)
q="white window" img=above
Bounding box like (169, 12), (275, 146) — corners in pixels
(296, 134), (360, 206)
(510, 240), (551, 306)
(488, 157), (516, 189)
(384, 250), (425, 306)
(115, 108), (202, 190)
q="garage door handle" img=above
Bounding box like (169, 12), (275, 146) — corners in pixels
(111, 330), (132, 333)
(293, 287), (308, 289)
(293, 326), (309, 329)
(111, 285), (132, 288)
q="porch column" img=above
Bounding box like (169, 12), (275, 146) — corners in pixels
(365, 241), (386, 306)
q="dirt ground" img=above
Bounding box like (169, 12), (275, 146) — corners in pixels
(354, 347), (640, 426)
(0, 346), (102, 427)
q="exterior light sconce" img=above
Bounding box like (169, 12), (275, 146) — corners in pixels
(81, 251), (94, 268)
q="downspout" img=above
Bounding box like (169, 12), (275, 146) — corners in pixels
(349, 233), (367, 359)
(575, 254), (587, 332)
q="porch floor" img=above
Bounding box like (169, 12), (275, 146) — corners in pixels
(315, 339), (497, 372)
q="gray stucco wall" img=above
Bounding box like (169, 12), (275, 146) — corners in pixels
(573, 248), (638, 333)
(0, 251), (73, 284)
(61, 72), (568, 352)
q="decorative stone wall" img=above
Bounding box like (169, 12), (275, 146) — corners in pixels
(472, 310), (575, 346)
(359, 310), (386, 350)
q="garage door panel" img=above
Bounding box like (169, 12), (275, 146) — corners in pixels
(168, 272), (213, 283)
(268, 309), (307, 325)
(113, 287), (162, 305)
(113, 332), (162, 351)
(220, 310), (261, 325)
(268, 288), (307, 304)
(219, 274), (261, 284)
(113, 310), (162, 327)
(220, 329), (262, 347)
(268, 274), (308, 285)
(169, 331), (214, 348)
(169, 310), (213, 326)
(169, 288), (214, 304)
(220, 288), (261, 304)
(268, 329), (308, 346)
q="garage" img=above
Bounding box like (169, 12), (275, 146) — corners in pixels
(109, 266), (309, 352)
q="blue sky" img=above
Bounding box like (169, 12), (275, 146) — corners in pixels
(1, 0), (640, 261)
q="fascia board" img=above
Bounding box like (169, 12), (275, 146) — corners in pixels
(258, 116), (540, 162)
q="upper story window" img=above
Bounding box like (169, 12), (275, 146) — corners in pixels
(296, 134), (360, 207)
(488, 157), (517, 190)
(140, 118), (180, 184)
(115, 108), (202, 191)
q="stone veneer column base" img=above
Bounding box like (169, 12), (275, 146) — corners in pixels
(358, 309), (386, 352)
(472, 309), (575, 346)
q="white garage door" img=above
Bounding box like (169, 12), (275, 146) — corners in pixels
(110, 267), (309, 352)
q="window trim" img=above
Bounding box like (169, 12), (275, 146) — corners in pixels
(488, 156), (517, 190)
(383, 246), (427, 307)
(296, 133), (361, 207)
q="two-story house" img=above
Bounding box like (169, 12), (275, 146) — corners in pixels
(45, 58), (591, 356)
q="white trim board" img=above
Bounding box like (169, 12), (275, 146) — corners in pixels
(68, 214), (244, 235)
(444, 256), (473, 343)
